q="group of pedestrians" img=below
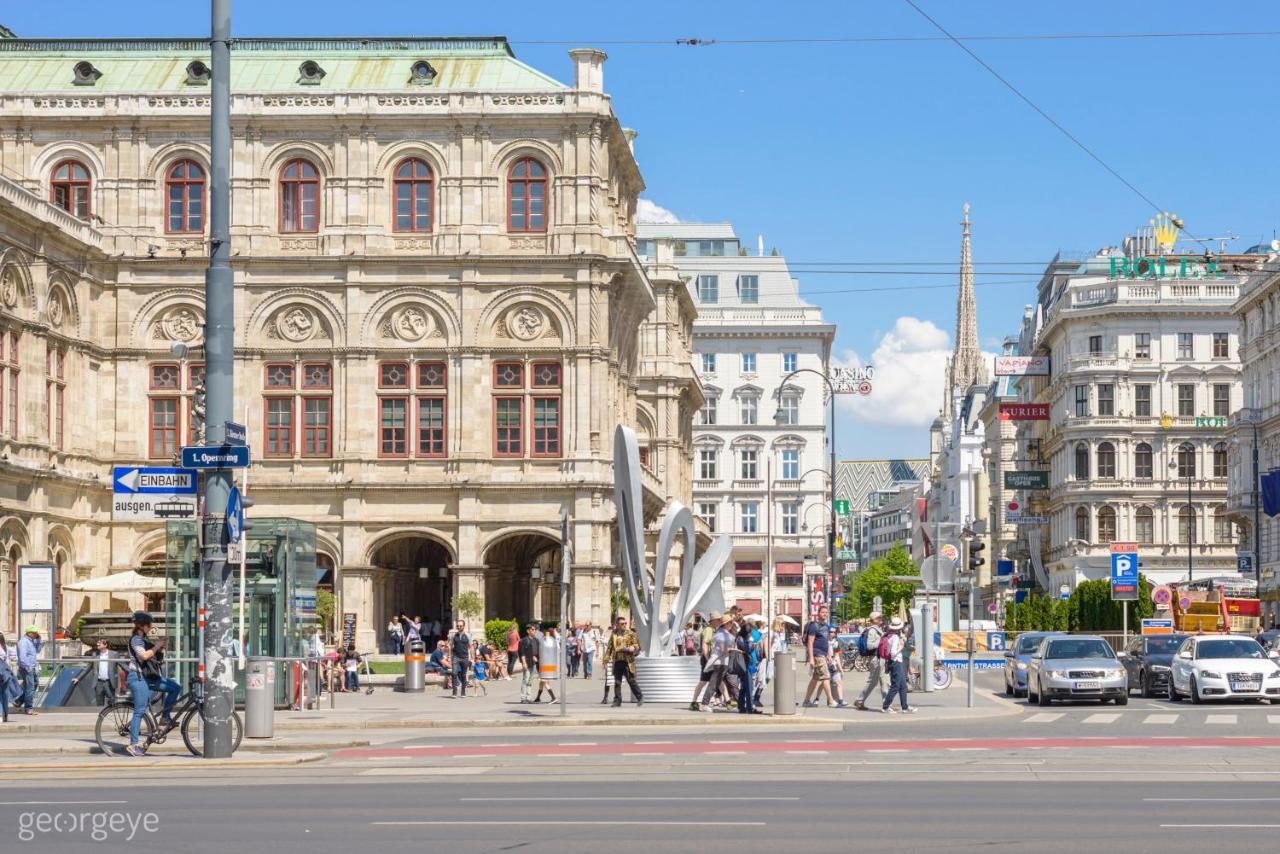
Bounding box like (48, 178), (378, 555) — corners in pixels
(0, 627), (43, 721)
(387, 614), (446, 654)
(687, 609), (778, 714)
(848, 611), (914, 714)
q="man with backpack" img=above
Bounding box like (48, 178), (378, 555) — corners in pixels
(449, 620), (472, 698)
(880, 617), (914, 714)
(800, 606), (834, 708)
(853, 611), (886, 711)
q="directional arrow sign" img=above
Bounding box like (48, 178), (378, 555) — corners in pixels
(112, 466), (197, 494)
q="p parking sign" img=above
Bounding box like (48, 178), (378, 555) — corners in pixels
(1110, 546), (1139, 601)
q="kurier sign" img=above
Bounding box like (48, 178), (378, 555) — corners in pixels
(998, 403), (1049, 421)
(1005, 470), (1049, 490)
(993, 356), (1050, 377)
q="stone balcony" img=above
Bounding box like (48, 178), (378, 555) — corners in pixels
(1066, 279), (1240, 310)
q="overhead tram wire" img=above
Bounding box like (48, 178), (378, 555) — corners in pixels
(515, 30), (1280, 46)
(798, 278), (1042, 296)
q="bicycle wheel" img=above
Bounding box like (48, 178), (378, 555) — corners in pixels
(853, 655), (871, 673)
(95, 702), (154, 757)
(934, 666), (953, 690)
(181, 708), (245, 756)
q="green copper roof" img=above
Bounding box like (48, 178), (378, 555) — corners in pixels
(0, 37), (566, 91)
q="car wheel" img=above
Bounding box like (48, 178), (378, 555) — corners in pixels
(1037, 680), (1051, 707)
(1115, 692), (1128, 706)
(1140, 671), (1153, 699)
(1190, 676), (1202, 704)
(1167, 677), (1181, 702)
(1005, 675), (1013, 697)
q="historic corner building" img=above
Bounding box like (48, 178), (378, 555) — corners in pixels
(0, 34), (704, 650)
(1007, 229), (1261, 596)
(635, 223), (835, 622)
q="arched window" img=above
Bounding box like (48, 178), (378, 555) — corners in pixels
(1097, 506), (1117, 543)
(1178, 505), (1196, 545)
(1213, 506), (1231, 543)
(1213, 442), (1228, 479)
(1177, 443), (1196, 479)
(1097, 442), (1116, 479)
(1135, 506), (1154, 544)
(50, 159), (91, 219)
(392, 157), (433, 232)
(165, 159), (205, 233)
(507, 157), (547, 232)
(1135, 443), (1153, 480)
(1074, 442), (1089, 480)
(279, 159), (319, 233)
(1075, 506), (1090, 541)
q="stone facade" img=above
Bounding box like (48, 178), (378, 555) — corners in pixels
(0, 37), (696, 650)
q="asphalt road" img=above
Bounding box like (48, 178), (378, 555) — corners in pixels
(1, 778), (1276, 853)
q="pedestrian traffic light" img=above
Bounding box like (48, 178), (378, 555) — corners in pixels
(969, 540), (986, 573)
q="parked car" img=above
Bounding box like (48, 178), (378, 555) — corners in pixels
(1118, 633), (1189, 698)
(1027, 635), (1128, 706)
(1003, 631), (1064, 698)
(1167, 635), (1280, 703)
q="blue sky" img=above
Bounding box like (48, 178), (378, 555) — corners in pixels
(9, 1), (1279, 459)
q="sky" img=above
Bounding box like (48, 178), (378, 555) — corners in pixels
(8, 1), (1279, 459)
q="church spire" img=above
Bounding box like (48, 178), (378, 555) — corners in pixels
(948, 202), (988, 401)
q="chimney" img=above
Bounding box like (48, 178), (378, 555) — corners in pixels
(568, 48), (607, 93)
(757, 235), (764, 257)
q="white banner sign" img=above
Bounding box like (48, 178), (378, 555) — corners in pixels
(829, 366), (875, 395)
(993, 356), (1050, 377)
(113, 493), (198, 522)
(19, 563), (55, 612)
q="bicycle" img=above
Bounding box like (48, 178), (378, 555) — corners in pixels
(96, 677), (244, 757)
(907, 659), (953, 691)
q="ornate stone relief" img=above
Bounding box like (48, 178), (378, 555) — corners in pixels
(269, 306), (325, 342)
(46, 290), (66, 328)
(154, 307), (201, 342)
(507, 236), (546, 251)
(0, 267), (18, 308)
(378, 305), (439, 342)
(497, 304), (552, 342)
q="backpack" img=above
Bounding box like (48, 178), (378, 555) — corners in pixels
(856, 628), (874, 657)
(877, 632), (893, 660)
(683, 631), (698, 656)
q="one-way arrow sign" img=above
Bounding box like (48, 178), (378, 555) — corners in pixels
(112, 466), (198, 495)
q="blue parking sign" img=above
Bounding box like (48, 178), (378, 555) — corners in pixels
(987, 631), (1006, 651)
(1111, 550), (1139, 600)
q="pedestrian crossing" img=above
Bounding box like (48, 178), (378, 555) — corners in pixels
(1022, 711), (1276, 726)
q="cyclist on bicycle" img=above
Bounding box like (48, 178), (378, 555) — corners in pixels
(126, 611), (180, 757)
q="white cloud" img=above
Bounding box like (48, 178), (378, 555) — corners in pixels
(636, 198), (681, 224)
(835, 316), (996, 428)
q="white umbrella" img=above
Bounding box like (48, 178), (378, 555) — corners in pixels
(62, 570), (166, 594)
(776, 614), (799, 628)
(743, 613), (766, 623)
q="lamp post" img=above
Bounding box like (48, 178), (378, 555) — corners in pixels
(777, 368), (837, 625)
(1232, 415), (1263, 580)
(1169, 442), (1195, 584)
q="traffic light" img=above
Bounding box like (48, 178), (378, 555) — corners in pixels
(968, 540), (986, 574)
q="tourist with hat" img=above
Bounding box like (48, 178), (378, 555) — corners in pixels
(880, 617), (914, 714)
(688, 612), (729, 712)
(854, 611), (886, 711)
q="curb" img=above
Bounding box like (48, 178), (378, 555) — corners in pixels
(0, 751), (328, 772)
(0, 739), (370, 757)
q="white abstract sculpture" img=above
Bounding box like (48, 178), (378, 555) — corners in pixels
(613, 425), (731, 658)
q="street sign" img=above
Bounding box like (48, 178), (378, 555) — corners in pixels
(993, 356), (1050, 377)
(940, 544), (959, 564)
(224, 421), (247, 447)
(987, 630), (1006, 650)
(996, 559), (1013, 577)
(1004, 470), (1049, 490)
(987, 603), (999, 615)
(1110, 549), (1139, 601)
(181, 445), (250, 469)
(1238, 552), (1255, 575)
(113, 466), (197, 495)
(113, 493), (197, 522)
(1141, 618), (1174, 635)
(837, 549), (855, 560)
(226, 486), (244, 544)
(1152, 587), (1172, 606)
(998, 403), (1050, 421)
(1016, 578), (1036, 589)
(833, 499), (850, 515)
(1178, 596), (1192, 611)
(1007, 514), (1047, 525)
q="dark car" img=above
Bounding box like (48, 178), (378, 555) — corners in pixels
(1003, 631), (1064, 698)
(1118, 633), (1189, 698)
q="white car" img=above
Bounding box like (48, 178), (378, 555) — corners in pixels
(1167, 635), (1280, 703)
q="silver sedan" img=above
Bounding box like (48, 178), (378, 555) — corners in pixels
(1027, 635), (1128, 706)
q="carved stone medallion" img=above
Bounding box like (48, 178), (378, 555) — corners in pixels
(160, 307), (200, 341)
(275, 306), (318, 342)
(0, 268), (17, 308)
(392, 306), (432, 341)
(508, 305), (545, 341)
(47, 292), (65, 328)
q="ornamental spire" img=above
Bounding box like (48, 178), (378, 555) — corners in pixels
(949, 202), (988, 402)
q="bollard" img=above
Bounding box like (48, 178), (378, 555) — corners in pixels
(773, 651), (795, 715)
(245, 656), (274, 738)
(403, 640), (426, 692)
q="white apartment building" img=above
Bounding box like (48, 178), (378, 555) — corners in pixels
(1012, 238), (1252, 594)
(866, 485), (922, 562)
(637, 223), (834, 622)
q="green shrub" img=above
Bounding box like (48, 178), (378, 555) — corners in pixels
(485, 619), (515, 650)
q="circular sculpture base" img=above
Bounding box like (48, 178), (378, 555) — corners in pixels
(633, 656), (703, 703)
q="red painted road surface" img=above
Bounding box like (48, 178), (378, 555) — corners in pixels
(335, 736), (1280, 760)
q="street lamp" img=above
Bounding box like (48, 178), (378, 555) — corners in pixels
(777, 368), (837, 624)
(1169, 442), (1195, 583)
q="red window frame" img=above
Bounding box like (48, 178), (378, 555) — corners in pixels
(392, 157), (433, 233)
(531, 396), (561, 458)
(494, 396), (523, 457)
(417, 360), (446, 389)
(149, 397), (179, 459)
(50, 159), (91, 219)
(264, 396), (294, 458)
(379, 396), (409, 458)
(165, 159), (205, 234)
(279, 158), (319, 233)
(530, 361), (561, 389)
(506, 157), (547, 233)
(417, 396), (446, 458)
(264, 362), (296, 390)
(302, 396), (332, 458)
(150, 362), (181, 391)
(493, 361), (523, 389)
(302, 362), (332, 390)
(379, 361), (410, 390)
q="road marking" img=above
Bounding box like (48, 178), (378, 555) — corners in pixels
(557, 742), (597, 746)
(786, 750), (829, 755)
(946, 747), (990, 752)
(537, 753), (578, 758)
(0, 800), (128, 806)
(1143, 714), (1179, 725)
(1082, 713), (1121, 724)
(1024, 713), (1063, 723)
(374, 821), (766, 827)
(709, 740), (748, 744)
(634, 740), (673, 745)
(714, 751), (747, 755)
(360, 767), (491, 776)
(1160, 825), (1280, 829)
(1269, 715), (1280, 725)
(621, 752), (663, 757)
(1206, 714), (1237, 725)
(459, 797), (800, 802)
(867, 749), (907, 753)
(404, 745), (442, 750)
(1145, 798), (1280, 802)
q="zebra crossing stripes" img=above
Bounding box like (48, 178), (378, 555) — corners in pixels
(1024, 713), (1064, 723)
(1205, 714), (1237, 725)
(1143, 714), (1179, 724)
(1022, 711), (1272, 725)
(1082, 713), (1121, 724)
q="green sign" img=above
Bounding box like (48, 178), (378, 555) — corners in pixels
(1015, 578), (1037, 590)
(833, 499), (850, 515)
(1108, 256), (1224, 280)
(1004, 470), (1049, 490)
(1193, 416), (1227, 429)
(837, 549), (855, 560)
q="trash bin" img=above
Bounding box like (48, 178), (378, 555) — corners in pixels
(245, 657), (275, 738)
(403, 640), (426, 692)
(773, 651), (795, 715)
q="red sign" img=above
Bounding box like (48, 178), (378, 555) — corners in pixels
(1007, 501), (1019, 512)
(999, 403), (1050, 421)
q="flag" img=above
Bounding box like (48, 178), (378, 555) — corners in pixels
(1263, 470), (1280, 518)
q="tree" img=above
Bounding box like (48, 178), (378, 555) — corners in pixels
(1064, 574), (1154, 631)
(452, 591), (483, 623)
(846, 544), (919, 618)
(315, 589), (335, 640)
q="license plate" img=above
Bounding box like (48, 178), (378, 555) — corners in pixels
(1231, 681), (1260, 692)
(1073, 681), (1100, 690)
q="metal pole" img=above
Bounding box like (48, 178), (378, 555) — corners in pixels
(200, 0), (236, 758)
(966, 579), (975, 708)
(828, 390), (836, 622)
(559, 510), (569, 718)
(1187, 469), (1193, 584)
(1253, 420), (1261, 584)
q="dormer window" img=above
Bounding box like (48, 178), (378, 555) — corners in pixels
(185, 60), (211, 86)
(72, 61), (102, 86)
(298, 60), (326, 85)
(409, 60), (437, 85)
